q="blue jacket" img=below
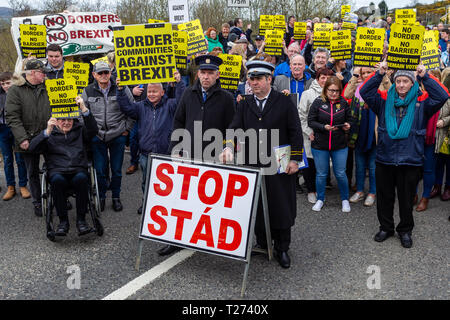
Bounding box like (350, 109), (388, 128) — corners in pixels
(117, 81), (186, 155)
(360, 71), (449, 166)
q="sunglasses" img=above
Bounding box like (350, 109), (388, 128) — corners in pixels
(97, 71), (110, 75)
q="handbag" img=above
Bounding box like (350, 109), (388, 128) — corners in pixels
(439, 127), (450, 155)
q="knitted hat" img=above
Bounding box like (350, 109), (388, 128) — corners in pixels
(393, 70), (416, 83)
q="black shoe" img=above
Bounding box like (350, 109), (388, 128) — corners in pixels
(374, 230), (394, 242)
(76, 220), (91, 236)
(274, 250), (291, 269)
(34, 203), (43, 217)
(157, 245), (181, 256)
(296, 184), (304, 194)
(55, 220), (70, 236)
(398, 232), (413, 248)
(100, 199), (105, 212)
(137, 205), (142, 215)
(112, 198), (123, 212)
(66, 199), (72, 210)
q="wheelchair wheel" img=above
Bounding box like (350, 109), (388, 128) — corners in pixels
(90, 166), (101, 218)
(94, 218), (104, 237)
(41, 170), (56, 241)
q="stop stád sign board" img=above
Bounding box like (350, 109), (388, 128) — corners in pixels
(139, 156), (261, 261)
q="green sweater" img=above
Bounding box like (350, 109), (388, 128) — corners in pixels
(205, 36), (224, 53)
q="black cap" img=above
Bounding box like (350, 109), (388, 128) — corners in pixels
(25, 59), (51, 72)
(246, 60), (275, 77)
(195, 55), (223, 70)
(255, 35), (264, 41)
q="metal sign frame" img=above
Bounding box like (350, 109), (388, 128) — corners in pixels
(135, 154), (272, 297)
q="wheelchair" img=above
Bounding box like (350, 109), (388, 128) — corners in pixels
(40, 162), (104, 241)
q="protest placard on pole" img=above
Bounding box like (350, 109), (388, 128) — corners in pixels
(218, 54), (242, 91)
(19, 24), (47, 58)
(273, 15), (285, 30)
(46, 78), (79, 119)
(113, 23), (176, 86)
(178, 19), (208, 56)
(421, 30), (440, 70)
(313, 23), (333, 49)
(259, 15), (274, 37)
(341, 5), (351, 20)
(227, 0), (250, 8)
(148, 19), (165, 24)
(173, 30), (188, 70)
(387, 23), (425, 70)
(342, 12), (358, 30)
(168, 0), (190, 24)
(395, 9), (416, 25)
(64, 61), (90, 95)
(293, 22), (307, 40)
(263, 29), (284, 56)
(353, 27), (385, 67)
(330, 30), (352, 60)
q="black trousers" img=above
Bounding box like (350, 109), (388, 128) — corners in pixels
(375, 163), (422, 234)
(50, 172), (89, 221)
(22, 153), (42, 205)
(255, 211), (291, 252)
(302, 157), (316, 193)
(346, 146), (355, 185)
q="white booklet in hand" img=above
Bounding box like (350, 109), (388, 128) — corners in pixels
(274, 145), (291, 174)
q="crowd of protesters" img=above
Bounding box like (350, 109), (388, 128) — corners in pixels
(0, 12), (449, 265)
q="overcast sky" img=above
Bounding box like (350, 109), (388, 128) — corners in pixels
(0, 0), (442, 11)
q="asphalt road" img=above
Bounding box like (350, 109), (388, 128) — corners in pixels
(0, 154), (448, 301)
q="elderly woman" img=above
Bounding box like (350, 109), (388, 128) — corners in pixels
(308, 76), (353, 212)
(360, 61), (449, 248)
(29, 97), (98, 236)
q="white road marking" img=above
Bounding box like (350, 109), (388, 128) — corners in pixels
(102, 249), (195, 300)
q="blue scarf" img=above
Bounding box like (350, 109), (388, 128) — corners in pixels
(385, 81), (419, 140)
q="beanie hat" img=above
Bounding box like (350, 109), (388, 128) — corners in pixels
(393, 70), (416, 83)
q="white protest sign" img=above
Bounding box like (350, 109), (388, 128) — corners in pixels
(11, 12), (122, 57)
(168, 0), (190, 24)
(140, 156), (260, 261)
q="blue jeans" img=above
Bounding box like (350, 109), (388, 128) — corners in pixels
(92, 135), (126, 199)
(355, 146), (376, 194)
(435, 153), (450, 186)
(139, 154), (148, 194)
(422, 144), (436, 198)
(312, 147), (349, 201)
(129, 122), (139, 166)
(0, 125), (27, 187)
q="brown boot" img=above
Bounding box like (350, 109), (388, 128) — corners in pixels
(20, 186), (31, 199)
(126, 164), (138, 175)
(429, 184), (442, 199)
(415, 197), (429, 212)
(2, 186), (16, 201)
(441, 186), (450, 201)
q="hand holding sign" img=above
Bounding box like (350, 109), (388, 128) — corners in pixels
(219, 147), (234, 163)
(378, 60), (388, 75)
(75, 95), (88, 113)
(46, 118), (58, 136)
(416, 63), (426, 78)
(285, 161), (299, 175)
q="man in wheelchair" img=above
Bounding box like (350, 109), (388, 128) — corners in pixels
(29, 97), (98, 236)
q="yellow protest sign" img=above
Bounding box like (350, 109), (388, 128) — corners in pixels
(313, 23), (333, 49)
(341, 5), (351, 20)
(64, 62), (90, 95)
(387, 23), (425, 70)
(259, 15), (274, 36)
(218, 54), (242, 91)
(178, 19), (208, 56)
(148, 19), (165, 24)
(90, 56), (108, 65)
(263, 29), (284, 56)
(46, 78), (79, 119)
(330, 30), (352, 60)
(395, 9), (416, 25)
(273, 15), (285, 30)
(173, 30), (188, 70)
(294, 22), (307, 40)
(114, 23), (176, 85)
(421, 30), (440, 70)
(353, 27), (385, 67)
(20, 24), (47, 58)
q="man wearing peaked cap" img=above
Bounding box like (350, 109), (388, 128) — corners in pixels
(163, 54), (235, 257)
(220, 57), (304, 269)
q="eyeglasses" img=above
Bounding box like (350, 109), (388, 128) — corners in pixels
(58, 119), (74, 122)
(327, 89), (340, 94)
(97, 71), (110, 75)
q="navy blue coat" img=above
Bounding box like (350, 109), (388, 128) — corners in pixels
(117, 81), (186, 156)
(360, 71), (449, 167)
